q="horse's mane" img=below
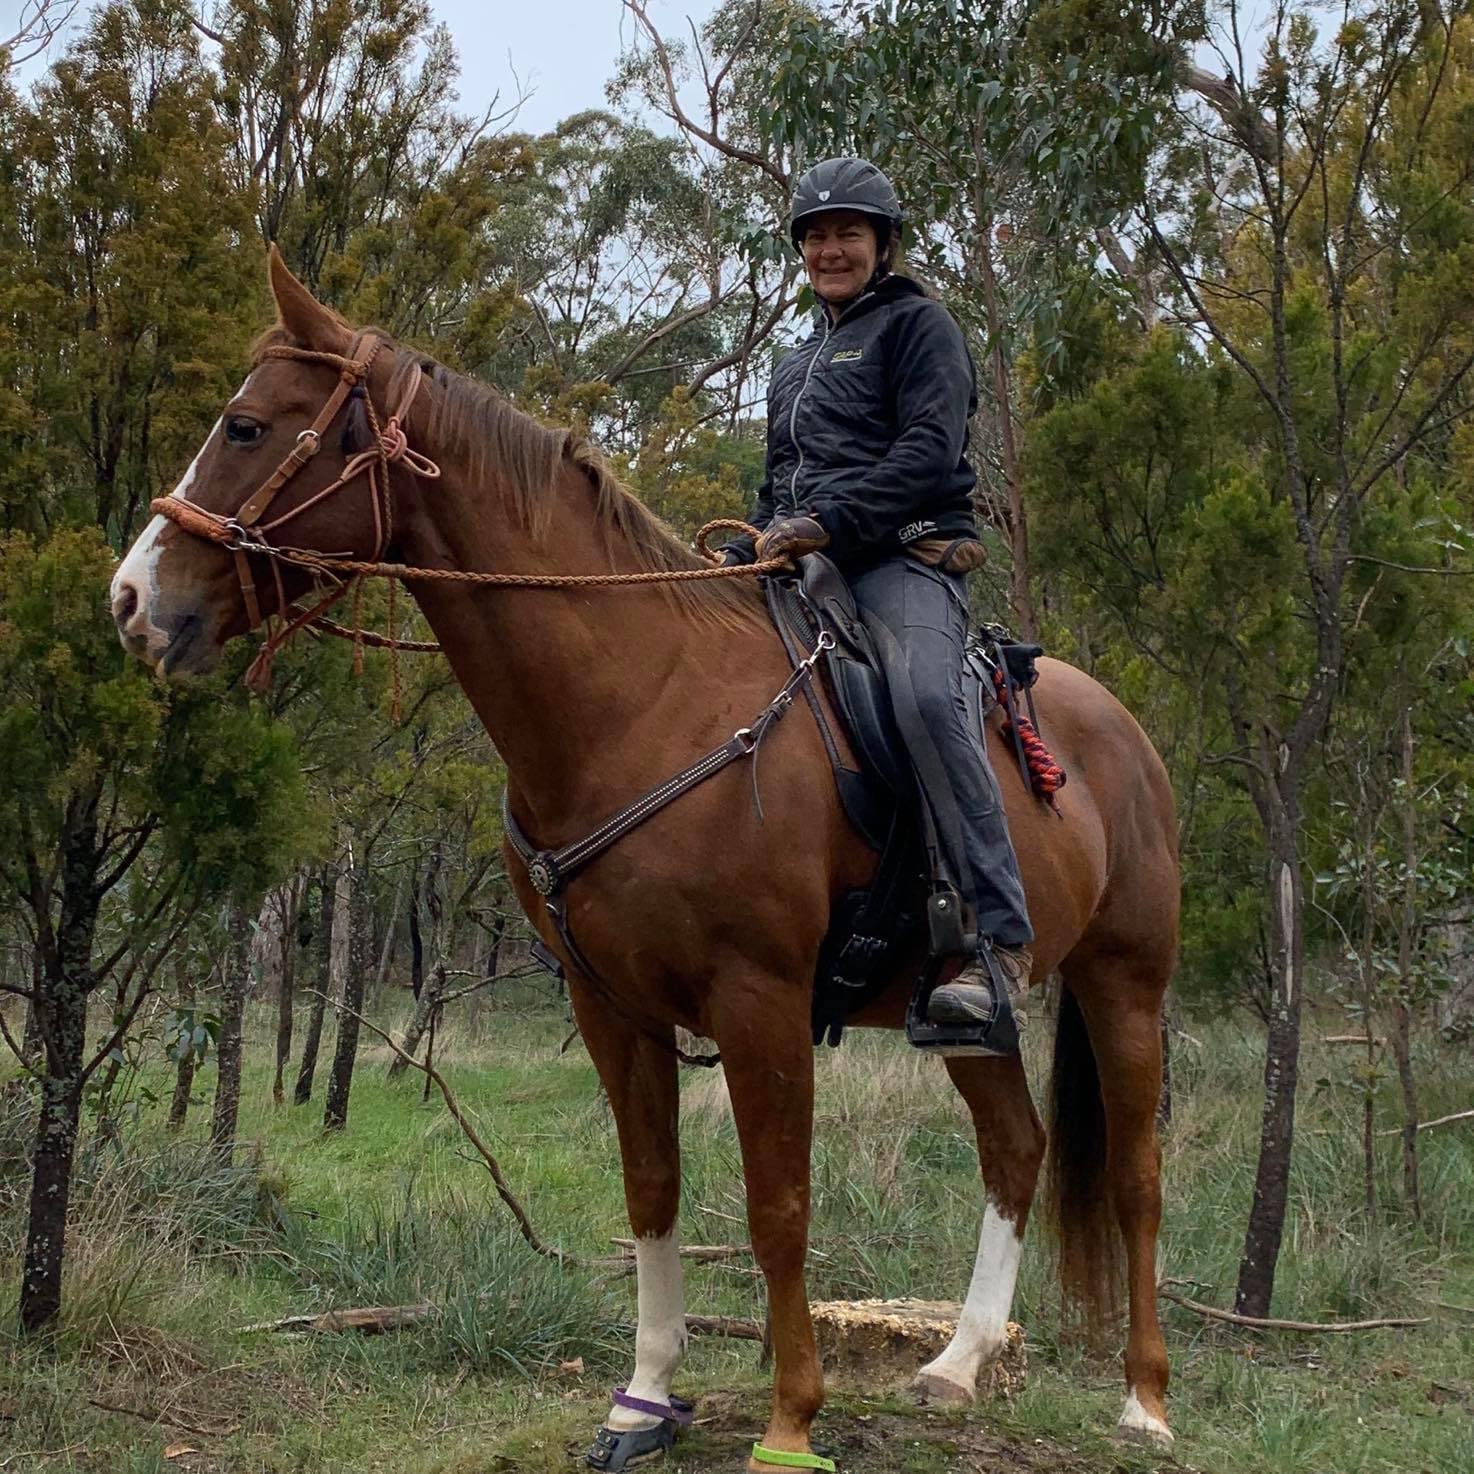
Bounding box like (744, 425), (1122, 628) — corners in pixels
(252, 325), (763, 631)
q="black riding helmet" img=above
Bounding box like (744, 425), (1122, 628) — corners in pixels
(789, 157), (904, 254)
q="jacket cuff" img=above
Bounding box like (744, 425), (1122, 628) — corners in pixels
(721, 534), (758, 565)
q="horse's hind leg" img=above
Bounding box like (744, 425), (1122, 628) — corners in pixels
(571, 989), (688, 1444)
(915, 1052), (1044, 1402)
(1064, 954), (1173, 1448)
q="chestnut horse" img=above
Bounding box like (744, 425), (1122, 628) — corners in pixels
(113, 251), (1179, 1466)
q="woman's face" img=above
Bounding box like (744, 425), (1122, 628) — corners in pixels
(801, 210), (880, 308)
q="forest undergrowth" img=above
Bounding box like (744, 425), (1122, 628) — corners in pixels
(1, 991), (1471, 1474)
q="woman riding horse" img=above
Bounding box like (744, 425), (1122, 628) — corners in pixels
(112, 240), (1180, 1474)
(724, 157), (1032, 1037)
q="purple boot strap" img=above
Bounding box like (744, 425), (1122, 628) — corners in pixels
(612, 1386), (694, 1426)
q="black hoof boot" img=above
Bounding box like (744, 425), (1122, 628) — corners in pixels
(585, 1420), (678, 1470)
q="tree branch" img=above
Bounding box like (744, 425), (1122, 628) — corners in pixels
(303, 988), (573, 1265)
(1159, 1280), (1427, 1332)
(1178, 62), (1276, 162)
(623, 0), (788, 190)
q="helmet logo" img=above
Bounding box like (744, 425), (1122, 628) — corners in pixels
(818, 190), (831, 201)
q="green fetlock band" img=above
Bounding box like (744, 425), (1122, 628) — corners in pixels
(751, 1444), (837, 1472)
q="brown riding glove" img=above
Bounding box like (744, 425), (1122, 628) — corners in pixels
(755, 515), (830, 561)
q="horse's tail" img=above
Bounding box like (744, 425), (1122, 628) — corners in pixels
(1044, 983), (1122, 1332)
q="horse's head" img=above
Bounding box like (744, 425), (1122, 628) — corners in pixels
(112, 248), (424, 676)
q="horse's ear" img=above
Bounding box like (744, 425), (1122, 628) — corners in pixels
(267, 244), (350, 352)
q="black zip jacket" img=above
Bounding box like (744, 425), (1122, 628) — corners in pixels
(726, 274), (978, 569)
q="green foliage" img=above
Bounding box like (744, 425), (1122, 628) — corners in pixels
(0, 527), (313, 921)
(767, 0), (1195, 357)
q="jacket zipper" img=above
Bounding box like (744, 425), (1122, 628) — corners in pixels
(785, 318), (831, 514)
(784, 290), (874, 514)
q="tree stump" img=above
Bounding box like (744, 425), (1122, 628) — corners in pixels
(809, 1298), (1026, 1399)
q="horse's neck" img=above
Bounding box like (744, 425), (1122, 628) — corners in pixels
(400, 456), (733, 834)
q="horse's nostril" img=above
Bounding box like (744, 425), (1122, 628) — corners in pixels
(113, 582), (139, 627)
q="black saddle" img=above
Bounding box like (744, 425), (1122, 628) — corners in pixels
(765, 553), (1043, 1053)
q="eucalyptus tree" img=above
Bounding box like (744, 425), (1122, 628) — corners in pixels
(763, 0), (1195, 635)
(1031, 0), (1474, 1315)
(0, 1), (320, 1329)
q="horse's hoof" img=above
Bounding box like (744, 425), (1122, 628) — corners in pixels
(1114, 1393), (1174, 1451)
(913, 1368), (976, 1405)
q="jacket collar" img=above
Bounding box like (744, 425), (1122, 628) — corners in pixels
(810, 273), (926, 333)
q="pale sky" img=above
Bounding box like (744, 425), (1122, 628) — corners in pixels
(2, 0), (722, 132)
(7, 2), (1276, 134)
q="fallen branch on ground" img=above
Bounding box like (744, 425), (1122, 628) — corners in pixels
(683, 1314), (763, 1341)
(239, 1302), (763, 1342)
(1378, 1107), (1474, 1136)
(1158, 1280), (1428, 1333)
(86, 1398), (239, 1438)
(609, 1237), (750, 1262)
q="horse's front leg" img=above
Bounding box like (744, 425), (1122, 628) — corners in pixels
(572, 987), (688, 1469)
(712, 979), (826, 1473)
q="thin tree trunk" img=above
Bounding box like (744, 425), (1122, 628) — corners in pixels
(210, 905), (251, 1162)
(408, 862), (424, 1000)
(421, 999), (438, 1103)
(19, 1020), (84, 1332)
(168, 955), (196, 1129)
(388, 960), (445, 1081)
(1358, 825), (1379, 1223)
(21, 944), (44, 1065)
(371, 870), (406, 1007)
(20, 998), (85, 1331)
(324, 836), (366, 1132)
(1235, 798), (1305, 1318)
(273, 880), (301, 1106)
(293, 866), (334, 1106)
(1392, 704), (1422, 1221)
(972, 214), (1038, 641)
(20, 800), (100, 1332)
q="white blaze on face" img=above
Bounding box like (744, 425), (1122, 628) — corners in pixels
(112, 375), (253, 648)
(606, 1230), (687, 1432)
(917, 1200), (1022, 1396)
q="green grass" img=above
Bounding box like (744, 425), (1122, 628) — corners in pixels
(2, 985), (1472, 1473)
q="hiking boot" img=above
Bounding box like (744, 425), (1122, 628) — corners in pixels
(927, 944), (1033, 1027)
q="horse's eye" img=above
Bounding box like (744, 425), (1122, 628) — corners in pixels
(225, 416), (264, 445)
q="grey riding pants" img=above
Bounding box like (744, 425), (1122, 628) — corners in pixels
(848, 556), (1033, 949)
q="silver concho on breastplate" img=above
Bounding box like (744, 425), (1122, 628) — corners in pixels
(527, 853), (559, 897)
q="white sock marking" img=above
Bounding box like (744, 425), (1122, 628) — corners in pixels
(1118, 1388), (1173, 1443)
(606, 1230), (686, 1432)
(917, 1201), (1021, 1394)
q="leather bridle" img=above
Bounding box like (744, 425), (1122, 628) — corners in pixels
(149, 330), (439, 684)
